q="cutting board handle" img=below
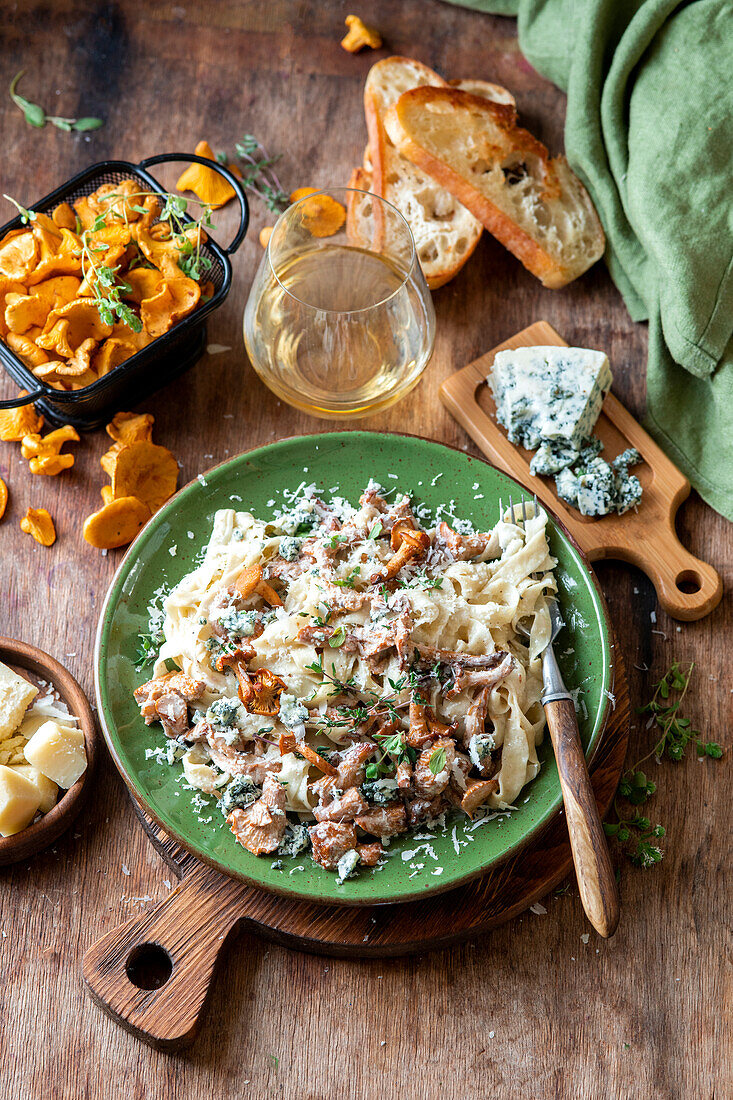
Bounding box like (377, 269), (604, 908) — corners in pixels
(82, 861), (248, 1049)
(621, 523), (723, 622)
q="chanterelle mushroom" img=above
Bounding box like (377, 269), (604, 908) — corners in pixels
(247, 668), (287, 715)
(214, 648), (255, 707)
(460, 778), (499, 818)
(371, 521), (430, 583)
(234, 563), (282, 606)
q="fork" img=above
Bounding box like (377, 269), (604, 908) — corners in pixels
(509, 494), (620, 938)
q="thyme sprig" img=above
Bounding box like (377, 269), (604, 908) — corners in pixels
(304, 658), (434, 734)
(9, 71), (103, 133)
(636, 662), (722, 764)
(604, 662), (723, 868)
(218, 135), (288, 213)
(134, 630), (162, 671)
(78, 216), (141, 332)
(2, 195), (35, 224)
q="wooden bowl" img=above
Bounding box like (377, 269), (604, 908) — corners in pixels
(0, 637), (97, 865)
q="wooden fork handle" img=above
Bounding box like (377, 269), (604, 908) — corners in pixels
(545, 698), (620, 938)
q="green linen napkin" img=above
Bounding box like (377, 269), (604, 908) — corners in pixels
(444, 0), (733, 519)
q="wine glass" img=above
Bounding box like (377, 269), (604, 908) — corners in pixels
(243, 188), (435, 418)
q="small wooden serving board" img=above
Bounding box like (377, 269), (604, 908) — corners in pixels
(440, 322), (722, 621)
(82, 656), (629, 1051)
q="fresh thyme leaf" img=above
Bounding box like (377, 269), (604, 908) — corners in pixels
(428, 746), (447, 775)
(134, 632), (161, 670)
(225, 135), (288, 212)
(367, 521), (383, 540)
(24, 103), (47, 128)
(73, 116), (104, 132)
(332, 566), (361, 589)
(328, 626), (346, 649)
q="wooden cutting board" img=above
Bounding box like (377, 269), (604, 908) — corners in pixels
(82, 654), (629, 1050)
(440, 322), (722, 621)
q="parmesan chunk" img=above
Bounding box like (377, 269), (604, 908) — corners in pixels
(23, 720), (87, 788)
(182, 750), (219, 793)
(0, 764), (41, 835)
(0, 662), (38, 741)
(9, 764), (59, 814)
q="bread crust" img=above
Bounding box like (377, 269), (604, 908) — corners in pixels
(346, 164), (480, 289)
(448, 78), (516, 111)
(359, 57), (482, 289)
(386, 86), (604, 289)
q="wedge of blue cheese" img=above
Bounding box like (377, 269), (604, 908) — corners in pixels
(489, 346), (612, 456)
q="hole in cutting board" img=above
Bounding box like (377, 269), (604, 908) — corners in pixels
(125, 943), (173, 990)
(675, 570), (702, 594)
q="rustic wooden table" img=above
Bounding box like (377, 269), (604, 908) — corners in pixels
(1, 3), (729, 1098)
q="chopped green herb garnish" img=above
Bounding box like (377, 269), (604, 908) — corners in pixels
(134, 631), (161, 670)
(332, 566), (361, 589)
(328, 625), (346, 648)
(428, 746), (447, 775)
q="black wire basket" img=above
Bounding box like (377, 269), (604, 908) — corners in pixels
(0, 153), (249, 430)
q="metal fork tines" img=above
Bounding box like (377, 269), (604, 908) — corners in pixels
(508, 491), (567, 676)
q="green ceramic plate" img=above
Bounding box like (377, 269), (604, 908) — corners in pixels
(95, 432), (613, 906)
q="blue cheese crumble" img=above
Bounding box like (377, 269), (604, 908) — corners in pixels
(336, 848), (360, 884)
(279, 535), (302, 561)
(278, 822), (310, 857)
(208, 697), (240, 725)
(529, 439), (582, 477)
(278, 692), (309, 730)
(468, 732), (496, 770)
(217, 607), (259, 637)
(220, 775), (260, 816)
(555, 452), (643, 517)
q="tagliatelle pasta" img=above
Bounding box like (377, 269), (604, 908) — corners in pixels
(134, 482), (556, 883)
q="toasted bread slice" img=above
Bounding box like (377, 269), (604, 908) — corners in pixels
(449, 78), (516, 110)
(349, 57), (483, 289)
(384, 86), (605, 288)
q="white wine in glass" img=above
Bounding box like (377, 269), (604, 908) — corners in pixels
(243, 188), (435, 418)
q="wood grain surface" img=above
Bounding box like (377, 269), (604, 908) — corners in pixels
(0, 2), (729, 1098)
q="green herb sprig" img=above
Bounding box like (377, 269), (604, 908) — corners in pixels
(636, 662), (722, 763)
(134, 631), (162, 671)
(218, 135), (288, 213)
(2, 194), (36, 225)
(10, 71), (103, 133)
(332, 566), (361, 589)
(78, 214), (142, 332)
(604, 662), (723, 868)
